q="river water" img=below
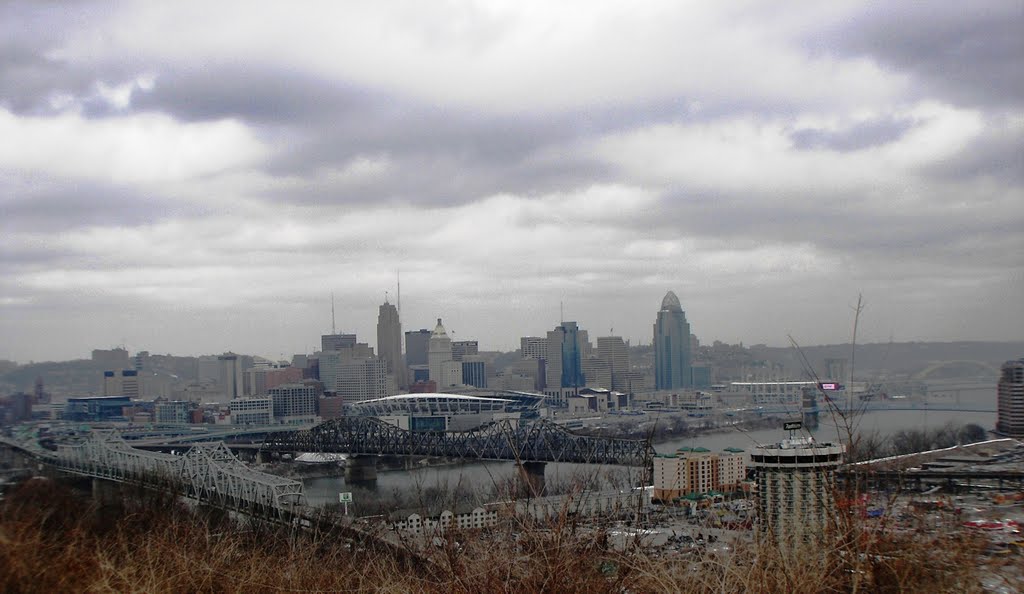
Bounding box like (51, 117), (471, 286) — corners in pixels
(301, 406), (997, 507)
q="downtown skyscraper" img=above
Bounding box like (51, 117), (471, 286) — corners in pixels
(654, 291), (692, 390)
(376, 300), (407, 390)
(547, 321), (587, 389)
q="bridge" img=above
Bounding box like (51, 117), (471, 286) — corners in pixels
(1, 428), (306, 517)
(0, 429), (423, 564)
(259, 417), (655, 467)
(54, 429), (305, 516)
(911, 360), (1001, 380)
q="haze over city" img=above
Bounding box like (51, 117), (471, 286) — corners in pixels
(1, 1), (1022, 363)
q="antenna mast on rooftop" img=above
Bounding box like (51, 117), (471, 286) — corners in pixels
(397, 270), (401, 314)
(331, 292), (336, 334)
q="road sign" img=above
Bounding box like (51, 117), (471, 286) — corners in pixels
(339, 491), (353, 516)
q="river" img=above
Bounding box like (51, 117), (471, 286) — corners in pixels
(300, 406), (997, 508)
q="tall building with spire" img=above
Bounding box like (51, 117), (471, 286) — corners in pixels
(376, 300), (407, 390)
(428, 318), (454, 386)
(654, 291), (692, 390)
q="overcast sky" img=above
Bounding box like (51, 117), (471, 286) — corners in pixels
(1, 1), (1022, 363)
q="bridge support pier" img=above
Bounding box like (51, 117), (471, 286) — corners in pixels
(92, 478), (121, 507)
(518, 461), (546, 497)
(345, 456), (377, 484)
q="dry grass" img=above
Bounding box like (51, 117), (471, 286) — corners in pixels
(0, 478), (992, 593)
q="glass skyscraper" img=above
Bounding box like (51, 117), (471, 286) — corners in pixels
(654, 291), (692, 390)
(560, 321), (585, 388)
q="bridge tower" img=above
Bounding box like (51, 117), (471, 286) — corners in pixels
(345, 456), (378, 483)
(518, 461), (546, 497)
(801, 387), (819, 429)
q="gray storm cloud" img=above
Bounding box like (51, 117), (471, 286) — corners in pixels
(0, 0), (1021, 362)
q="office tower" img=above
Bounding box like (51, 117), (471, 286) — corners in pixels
(103, 369), (140, 398)
(318, 344), (375, 393)
(405, 329), (431, 366)
(996, 359), (1024, 437)
(268, 381), (321, 424)
(428, 318), (454, 385)
(197, 355), (221, 383)
(451, 340), (478, 362)
(439, 361), (463, 388)
(92, 347), (131, 368)
(654, 291), (692, 390)
(154, 400), (192, 424)
(505, 358), (545, 391)
(321, 333), (357, 353)
(578, 328), (592, 359)
(377, 300), (408, 390)
(547, 321), (586, 389)
(750, 434), (845, 543)
(597, 336), (630, 392)
(461, 359), (487, 388)
(230, 396), (273, 425)
(521, 336), (548, 360)
(246, 365), (304, 396)
(582, 355), (611, 389)
(336, 358), (391, 403)
(218, 354), (244, 400)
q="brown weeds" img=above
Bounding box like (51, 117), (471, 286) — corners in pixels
(0, 477), (994, 593)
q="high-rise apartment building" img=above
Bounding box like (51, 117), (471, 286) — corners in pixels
(376, 301), (407, 390)
(996, 359), (1024, 437)
(654, 291), (692, 390)
(428, 319), (454, 385)
(597, 336), (631, 392)
(405, 329), (431, 366)
(652, 447), (747, 502)
(750, 435), (844, 543)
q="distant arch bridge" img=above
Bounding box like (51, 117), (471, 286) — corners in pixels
(912, 360), (1001, 380)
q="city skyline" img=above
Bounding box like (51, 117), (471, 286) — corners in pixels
(2, 2), (1022, 363)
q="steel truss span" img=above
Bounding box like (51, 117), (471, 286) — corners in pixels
(55, 430), (303, 515)
(262, 418), (654, 466)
